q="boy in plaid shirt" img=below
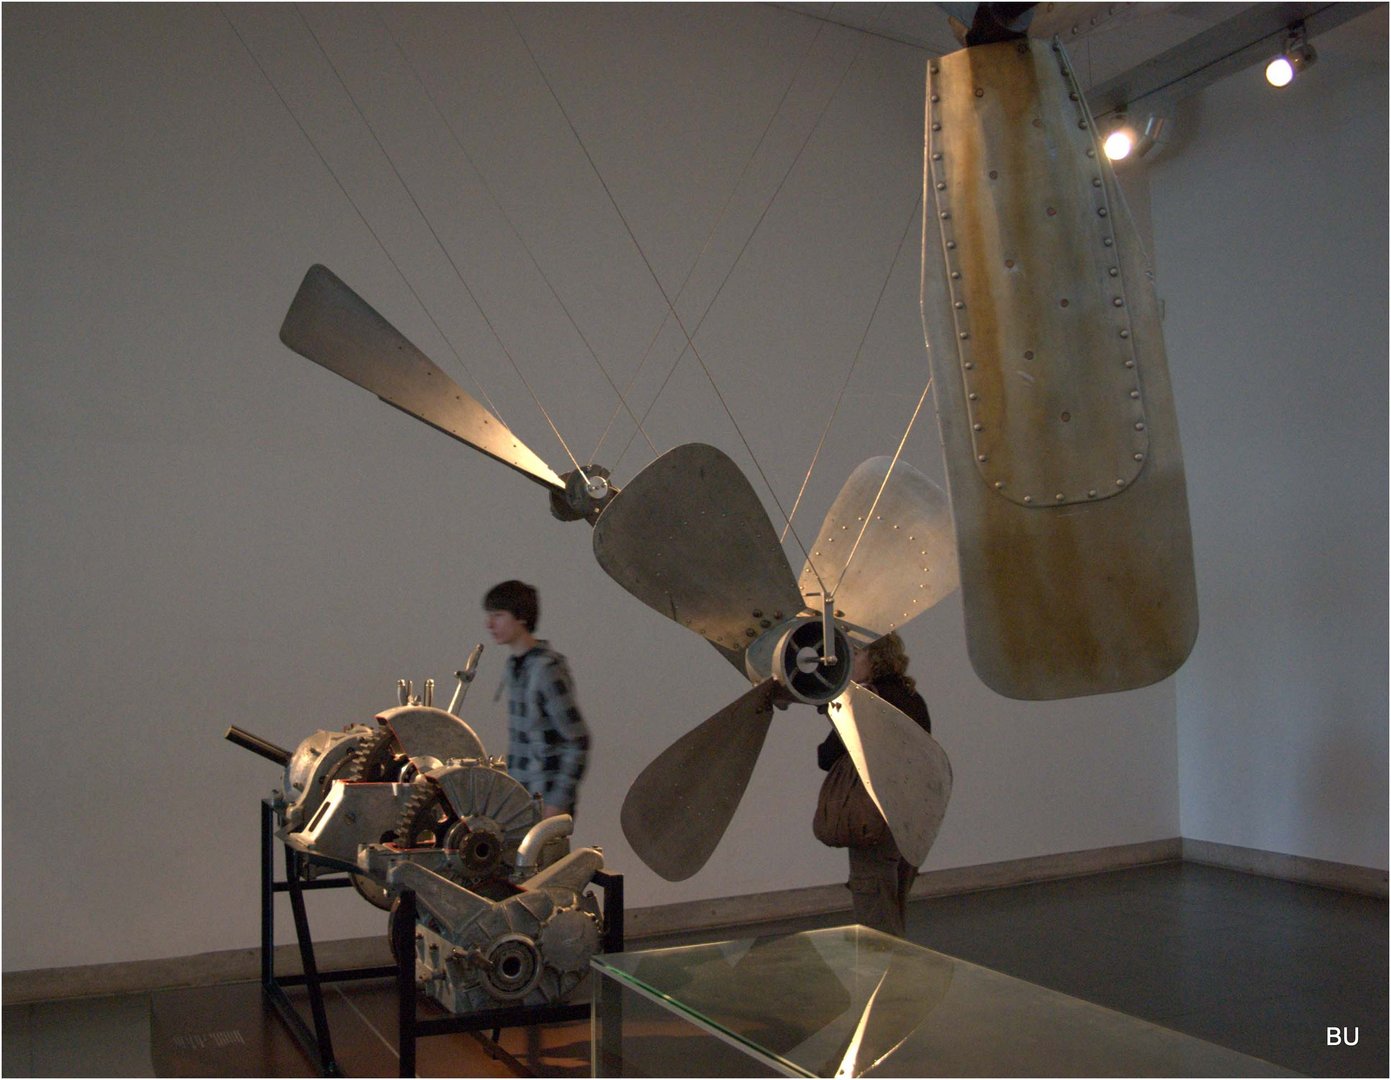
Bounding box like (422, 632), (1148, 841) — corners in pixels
(483, 580), (590, 818)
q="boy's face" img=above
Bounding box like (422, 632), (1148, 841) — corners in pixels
(485, 609), (527, 646)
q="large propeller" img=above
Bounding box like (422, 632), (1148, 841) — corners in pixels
(278, 265), (957, 883)
(594, 443), (957, 880)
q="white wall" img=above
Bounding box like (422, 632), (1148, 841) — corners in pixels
(1146, 11), (1389, 869)
(3, 2), (1273, 974)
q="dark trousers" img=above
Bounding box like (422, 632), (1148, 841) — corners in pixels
(847, 833), (917, 937)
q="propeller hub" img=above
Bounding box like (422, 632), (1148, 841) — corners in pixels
(744, 616), (852, 705)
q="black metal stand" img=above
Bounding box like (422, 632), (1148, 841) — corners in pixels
(260, 799), (624, 1077)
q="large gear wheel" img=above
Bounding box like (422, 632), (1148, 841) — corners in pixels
(343, 725), (410, 783)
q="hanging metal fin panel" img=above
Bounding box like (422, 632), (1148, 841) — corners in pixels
(619, 679), (778, 882)
(797, 457), (959, 640)
(827, 683), (952, 869)
(592, 443), (806, 652)
(928, 46), (1148, 507)
(280, 264), (564, 493)
(921, 41), (1198, 700)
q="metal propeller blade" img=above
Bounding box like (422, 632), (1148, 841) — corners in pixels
(280, 264), (564, 493)
(620, 679), (778, 881)
(593, 444), (805, 652)
(799, 457), (958, 641)
(826, 682), (952, 867)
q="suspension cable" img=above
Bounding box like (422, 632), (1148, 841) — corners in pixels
(292, 4), (588, 478)
(587, 19), (830, 467)
(830, 375), (934, 602)
(781, 190), (923, 545)
(377, 12), (660, 464)
(220, 5), (510, 428)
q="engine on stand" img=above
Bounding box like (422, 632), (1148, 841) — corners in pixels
(227, 648), (609, 1016)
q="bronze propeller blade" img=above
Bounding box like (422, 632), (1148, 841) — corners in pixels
(826, 681), (952, 868)
(280, 264), (564, 493)
(619, 679), (779, 881)
(592, 443), (806, 652)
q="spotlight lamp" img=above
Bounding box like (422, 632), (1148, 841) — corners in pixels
(1102, 113), (1166, 162)
(1267, 23), (1317, 87)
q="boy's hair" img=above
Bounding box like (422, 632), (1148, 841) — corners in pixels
(483, 580), (539, 632)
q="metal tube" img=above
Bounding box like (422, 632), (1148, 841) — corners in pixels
(514, 814), (573, 869)
(226, 725), (292, 767)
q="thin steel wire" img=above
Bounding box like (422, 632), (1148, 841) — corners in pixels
(608, 19), (877, 486)
(505, 4), (842, 588)
(779, 190), (924, 545)
(291, 4), (587, 478)
(219, 5), (508, 426)
(377, 11), (660, 464)
(829, 375), (935, 603)
(587, 19), (830, 467)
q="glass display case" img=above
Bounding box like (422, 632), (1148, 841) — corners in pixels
(591, 924), (1293, 1077)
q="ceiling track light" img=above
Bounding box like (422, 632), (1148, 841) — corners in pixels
(1266, 23), (1318, 88)
(1102, 112), (1167, 162)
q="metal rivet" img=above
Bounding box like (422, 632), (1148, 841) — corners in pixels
(1129, 390), (1140, 399)
(1116, 478), (1126, 487)
(994, 481), (1006, 489)
(1069, 92), (1079, 101)
(1088, 489), (1098, 498)
(930, 64), (939, 74)
(1023, 495), (1033, 503)
(1060, 298), (1070, 307)
(1098, 207), (1108, 217)
(951, 271), (961, 279)
(936, 181), (947, 190)
(989, 169), (999, 179)
(930, 94), (940, 103)
(954, 301), (965, 309)
(946, 240), (956, 249)
(1120, 329), (1130, 338)
(1109, 268), (1119, 277)
(1135, 422), (1145, 431)
(963, 361), (974, 369)
(752, 609), (762, 618)
(1104, 237), (1114, 246)
(932, 122), (942, 131)
(968, 392), (978, 400)
(1093, 178), (1102, 187)
(1134, 453), (1144, 461)
(1024, 350), (1035, 359)
(940, 210), (950, 219)
(1113, 297), (1124, 307)
(1055, 493), (1065, 501)
(1086, 148), (1096, 158)
(959, 331), (969, 339)
(932, 152), (943, 161)
(1078, 119), (1088, 129)
(978, 454), (988, 462)
(760, 619), (771, 628)
(973, 422), (984, 431)
(1047, 207), (1057, 216)
(1125, 360), (1135, 368)
(746, 628), (757, 638)
(1005, 258), (1015, 268)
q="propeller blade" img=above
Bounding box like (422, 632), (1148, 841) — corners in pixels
(593, 444), (805, 652)
(620, 679), (778, 881)
(799, 457), (957, 640)
(280, 264), (564, 493)
(827, 682), (952, 868)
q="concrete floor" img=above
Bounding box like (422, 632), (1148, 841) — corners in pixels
(3, 861), (1385, 1077)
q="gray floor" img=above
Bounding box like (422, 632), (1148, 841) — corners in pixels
(3, 861), (1385, 1077)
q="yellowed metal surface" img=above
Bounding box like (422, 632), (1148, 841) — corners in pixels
(921, 40), (1197, 700)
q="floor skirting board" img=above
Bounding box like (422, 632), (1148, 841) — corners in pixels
(4, 838), (1382, 1005)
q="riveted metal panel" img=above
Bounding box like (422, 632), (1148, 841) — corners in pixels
(797, 457), (958, 640)
(921, 40), (1198, 700)
(592, 444), (805, 652)
(927, 43), (1148, 507)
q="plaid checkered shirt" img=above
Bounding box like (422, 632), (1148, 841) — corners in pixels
(503, 642), (590, 813)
